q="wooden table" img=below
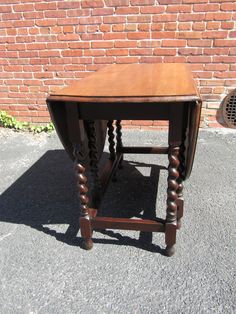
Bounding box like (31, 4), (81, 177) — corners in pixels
(47, 63), (202, 256)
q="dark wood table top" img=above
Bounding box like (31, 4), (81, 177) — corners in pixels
(49, 63), (200, 103)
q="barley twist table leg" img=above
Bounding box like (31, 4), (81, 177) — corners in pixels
(116, 120), (123, 168)
(107, 120), (116, 161)
(87, 120), (102, 208)
(176, 176), (184, 230)
(74, 153), (93, 250)
(165, 146), (180, 256)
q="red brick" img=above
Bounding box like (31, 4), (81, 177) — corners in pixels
(178, 32), (202, 39)
(114, 41), (137, 48)
(80, 17), (102, 24)
(7, 28), (17, 35)
(152, 31), (175, 39)
(35, 3), (57, 11)
(162, 39), (186, 47)
(64, 65), (86, 71)
(206, 21), (220, 30)
(105, 0), (129, 6)
(205, 64), (229, 71)
(106, 49), (128, 56)
(138, 24), (150, 31)
(104, 33), (126, 40)
(44, 10), (66, 18)
(16, 36), (35, 43)
(81, 34), (102, 40)
(127, 32), (150, 40)
(61, 50), (83, 57)
(13, 4), (34, 11)
(81, 0), (104, 8)
(129, 48), (152, 55)
(128, 15), (151, 23)
(130, 0), (154, 5)
(116, 56), (139, 63)
(108, 24), (121, 32)
(76, 25), (86, 33)
(229, 48), (236, 55)
(131, 120), (153, 126)
(164, 23), (177, 31)
(140, 56), (162, 63)
(153, 14), (178, 22)
(2, 13), (21, 20)
(0, 6), (12, 13)
(163, 56), (186, 62)
(4, 65), (22, 72)
(103, 16), (126, 24)
(85, 49), (105, 56)
(192, 22), (205, 31)
(36, 19), (57, 27)
(58, 2), (81, 9)
(178, 48), (203, 55)
(203, 31), (228, 39)
(214, 39), (236, 47)
(99, 25), (111, 32)
(7, 43), (26, 50)
(188, 39), (212, 47)
(115, 7), (139, 14)
(178, 22), (191, 31)
(138, 41), (160, 48)
(92, 8), (114, 15)
(26, 43), (46, 50)
(221, 3), (236, 11)
(193, 4), (219, 11)
(214, 72), (236, 78)
(0, 21), (13, 28)
(221, 22), (234, 29)
(92, 41), (113, 48)
(166, 5), (191, 13)
(229, 31), (236, 38)
(125, 24), (137, 31)
(87, 25), (100, 33)
(94, 57), (114, 64)
(57, 18), (79, 26)
(205, 12), (232, 20)
(183, 0), (207, 3)
(140, 6), (165, 14)
(57, 34), (80, 41)
(187, 56), (211, 63)
(154, 48), (176, 56)
(23, 12), (44, 19)
(158, 0), (181, 3)
(178, 13), (205, 21)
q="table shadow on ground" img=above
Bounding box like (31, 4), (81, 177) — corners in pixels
(0, 150), (167, 253)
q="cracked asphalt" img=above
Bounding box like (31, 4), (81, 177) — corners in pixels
(0, 127), (236, 314)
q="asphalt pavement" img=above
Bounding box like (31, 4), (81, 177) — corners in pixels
(0, 127), (236, 314)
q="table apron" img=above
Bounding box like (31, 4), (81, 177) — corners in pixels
(75, 102), (173, 120)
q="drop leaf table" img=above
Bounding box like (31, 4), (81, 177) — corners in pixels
(47, 63), (202, 256)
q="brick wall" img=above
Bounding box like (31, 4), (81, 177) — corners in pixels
(0, 0), (236, 129)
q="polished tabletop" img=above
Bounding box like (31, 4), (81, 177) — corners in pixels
(50, 63), (199, 102)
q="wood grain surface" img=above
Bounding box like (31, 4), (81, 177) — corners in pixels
(51, 63), (199, 99)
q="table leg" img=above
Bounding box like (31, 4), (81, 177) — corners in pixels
(116, 120), (123, 168)
(107, 120), (117, 182)
(87, 120), (102, 208)
(74, 158), (93, 250)
(177, 176), (184, 230)
(165, 146), (180, 256)
(107, 120), (116, 161)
